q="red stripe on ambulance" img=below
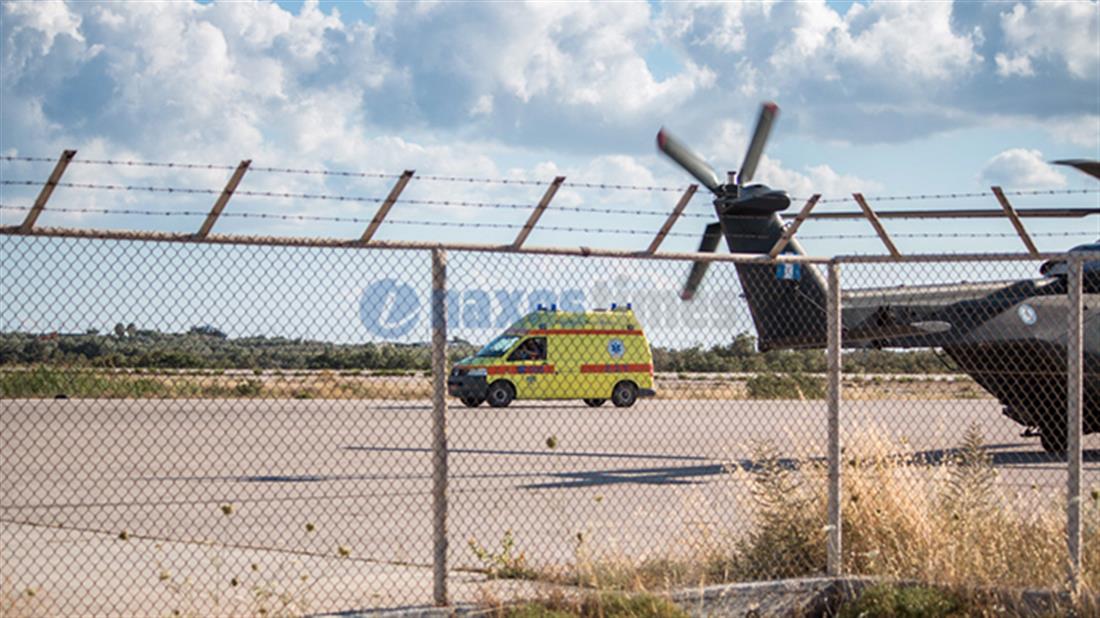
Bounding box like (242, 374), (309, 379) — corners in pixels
(486, 365), (556, 375)
(579, 363), (653, 374)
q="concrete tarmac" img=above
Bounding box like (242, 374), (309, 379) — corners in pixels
(2, 398), (1097, 616)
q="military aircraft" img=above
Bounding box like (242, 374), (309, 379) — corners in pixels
(658, 103), (1099, 454)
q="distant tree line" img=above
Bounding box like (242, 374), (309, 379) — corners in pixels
(652, 333), (954, 374)
(0, 328), (955, 374)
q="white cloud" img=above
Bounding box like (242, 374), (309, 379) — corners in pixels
(469, 95), (494, 117)
(979, 148), (1067, 188)
(660, 1), (982, 86)
(749, 157), (882, 199)
(1043, 115), (1100, 149)
(999, 2), (1100, 80)
(3, 0), (83, 52)
(833, 2), (982, 82)
(994, 52), (1034, 77)
(648, 1), (999, 147)
(375, 2), (716, 121)
(766, 2), (845, 76)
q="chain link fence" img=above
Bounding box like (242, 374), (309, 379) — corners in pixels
(1, 233), (1095, 616)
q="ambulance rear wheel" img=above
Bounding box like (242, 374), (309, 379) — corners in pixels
(611, 381), (637, 408)
(583, 398), (606, 407)
(460, 396), (484, 408)
(487, 381), (515, 408)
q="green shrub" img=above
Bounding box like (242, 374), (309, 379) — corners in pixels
(469, 530), (535, 580)
(576, 592), (687, 618)
(233, 379), (263, 397)
(0, 366), (171, 398)
(504, 603), (574, 618)
(501, 592), (686, 618)
(839, 583), (962, 618)
(718, 442), (825, 581)
(745, 372), (825, 400)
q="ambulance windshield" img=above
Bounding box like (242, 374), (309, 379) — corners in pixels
(476, 335), (520, 358)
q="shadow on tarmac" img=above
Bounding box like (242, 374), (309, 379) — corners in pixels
(140, 444), (1096, 490)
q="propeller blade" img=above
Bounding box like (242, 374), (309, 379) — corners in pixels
(657, 128), (722, 193)
(1052, 159), (1100, 182)
(681, 222), (723, 301)
(738, 102), (778, 187)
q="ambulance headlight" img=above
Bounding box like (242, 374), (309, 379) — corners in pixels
(467, 368), (487, 377)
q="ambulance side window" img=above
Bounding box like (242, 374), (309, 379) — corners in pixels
(508, 337), (546, 361)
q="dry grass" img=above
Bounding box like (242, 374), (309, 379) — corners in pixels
(530, 426), (1097, 614)
(0, 367), (433, 400)
(2, 367), (988, 401)
(838, 426), (1098, 594)
(651, 375), (984, 401)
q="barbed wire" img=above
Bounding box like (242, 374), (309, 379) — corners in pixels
(9, 155), (1096, 201)
(809, 188), (1100, 204)
(414, 175), (687, 192)
(0, 203), (699, 238)
(1, 156), (686, 192)
(2, 203), (1093, 241)
(248, 165), (401, 179)
(394, 195), (713, 218)
(9, 179), (1099, 223)
(809, 231), (1094, 240)
(1, 155), (239, 171)
(3, 179), (221, 196)
(2, 155), (68, 164)
(0, 179), (713, 218)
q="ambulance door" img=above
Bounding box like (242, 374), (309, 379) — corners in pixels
(579, 334), (606, 398)
(540, 334), (568, 398)
(547, 333), (580, 399)
(505, 336), (550, 399)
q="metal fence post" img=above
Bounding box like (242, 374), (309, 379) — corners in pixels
(1067, 256), (1083, 596)
(827, 260), (843, 576)
(19, 149), (76, 232)
(430, 248), (449, 606)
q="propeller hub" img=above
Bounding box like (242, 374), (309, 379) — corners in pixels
(717, 184), (791, 215)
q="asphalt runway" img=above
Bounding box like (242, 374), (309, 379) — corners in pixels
(2, 398), (1097, 615)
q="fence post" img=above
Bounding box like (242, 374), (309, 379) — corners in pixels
(19, 149), (77, 232)
(827, 260), (843, 576)
(430, 248), (449, 606)
(196, 160), (251, 238)
(1066, 256), (1083, 596)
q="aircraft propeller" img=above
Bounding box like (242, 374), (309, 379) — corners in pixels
(657, 102), (790, 300)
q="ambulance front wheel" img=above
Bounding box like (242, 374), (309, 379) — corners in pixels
(487, 381), (515, 408)
(611, 381), (638, 408)
(583, 398), (606, 407)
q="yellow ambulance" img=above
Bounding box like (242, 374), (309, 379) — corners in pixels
(448, 305), (656, 408)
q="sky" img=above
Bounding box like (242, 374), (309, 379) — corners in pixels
(1, 0), (1098, 254)
(1, 0), (1099, 341)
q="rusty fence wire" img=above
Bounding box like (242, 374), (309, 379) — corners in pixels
(0, 233), (1095, 616)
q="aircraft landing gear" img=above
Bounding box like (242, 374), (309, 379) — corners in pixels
(1040, 426), (1067, 455)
